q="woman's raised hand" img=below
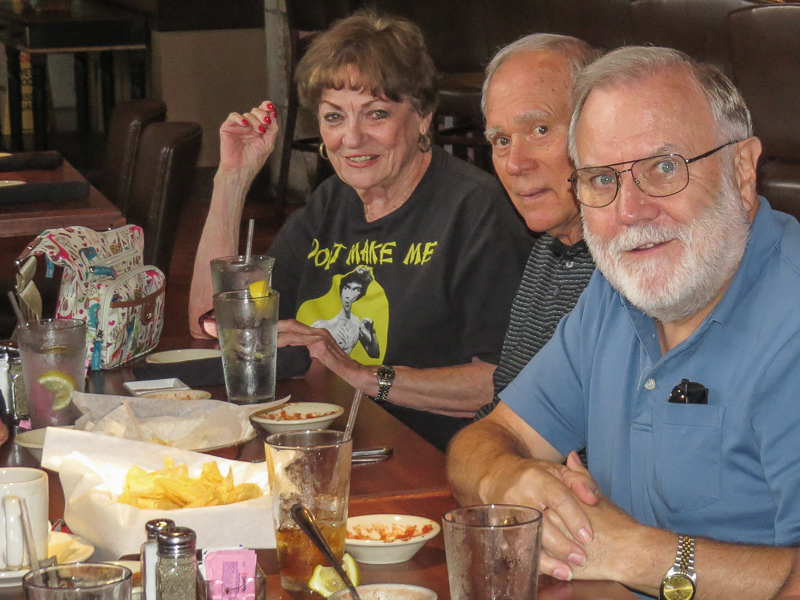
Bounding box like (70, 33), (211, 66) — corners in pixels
(218, 100), (280, 180)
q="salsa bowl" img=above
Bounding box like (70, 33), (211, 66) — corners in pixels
(345, 514), (440, 564)
(249, 402), (344, 434)
(330, 584), (437, 600)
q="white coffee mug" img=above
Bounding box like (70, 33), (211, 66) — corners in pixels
(0, 467), (49, 569)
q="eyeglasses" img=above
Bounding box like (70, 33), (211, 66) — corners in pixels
(568, 140), (740, 208)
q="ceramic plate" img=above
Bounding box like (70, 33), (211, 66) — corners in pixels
(145, 349), (221, 364)
(0, 531), (95, 587)
(16, 423), (257, 455)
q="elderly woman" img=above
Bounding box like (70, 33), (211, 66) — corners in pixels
(189, 11), (531, 450)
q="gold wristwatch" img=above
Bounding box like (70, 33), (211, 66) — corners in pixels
(374, 365), (395, 402)
(660, 535), (696, 600)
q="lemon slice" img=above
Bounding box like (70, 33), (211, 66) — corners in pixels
(308, 553), (360, 598)
(248, 280), (271, 310)
(37, 370), (76, 410)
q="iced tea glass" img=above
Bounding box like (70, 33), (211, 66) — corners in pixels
(213, 289), (279, 404)
(265, 430), (352, 593)
(17, 319), (86, 429)
(443, 505), (542, 600)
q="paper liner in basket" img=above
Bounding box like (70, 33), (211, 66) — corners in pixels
(41, 427), (275, 561)
(70, 391), (287, 450)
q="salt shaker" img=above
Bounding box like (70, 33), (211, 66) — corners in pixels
(156, 526), (199, 600)
(141, 518), (175, 600)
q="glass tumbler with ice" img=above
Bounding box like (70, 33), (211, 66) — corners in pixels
(213, 288), (279, 404)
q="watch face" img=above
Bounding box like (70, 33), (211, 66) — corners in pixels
(661, 574), (695, 600)
(377, 365), (395, 382)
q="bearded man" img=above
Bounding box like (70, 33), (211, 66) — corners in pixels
(448, 46), (800, 600)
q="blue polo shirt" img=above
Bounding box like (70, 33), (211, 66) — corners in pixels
(501, 199), (800, 546)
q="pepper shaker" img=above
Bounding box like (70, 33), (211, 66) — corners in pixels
(156, 526), (199, 600)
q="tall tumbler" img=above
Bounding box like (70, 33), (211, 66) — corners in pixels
(443, 504), (542, 600)
(213, 289), (279, 404)
(23, 563), (132, 600)
(265, 430), (352, 593)
(211, 255), (275, 294)
(17, 319), (86, 428)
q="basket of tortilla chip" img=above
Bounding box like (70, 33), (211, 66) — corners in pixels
(41, 427), (275, 561)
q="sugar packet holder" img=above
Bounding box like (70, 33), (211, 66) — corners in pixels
(200, 549), (265, 600)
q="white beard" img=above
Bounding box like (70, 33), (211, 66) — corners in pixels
(583, 171), (751, 323)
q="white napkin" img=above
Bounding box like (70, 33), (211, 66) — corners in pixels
(41, 428), (276, 560)
(71, 391), (287, 450)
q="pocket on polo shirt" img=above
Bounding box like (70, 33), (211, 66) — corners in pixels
(653, 402), (723, 514)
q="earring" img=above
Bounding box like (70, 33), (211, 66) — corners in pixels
(418, 132), (431, 153)
(318, 142), (329, 160)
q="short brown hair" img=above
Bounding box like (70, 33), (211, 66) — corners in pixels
(296, 10), (438, 117)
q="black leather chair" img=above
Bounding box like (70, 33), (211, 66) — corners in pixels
(126, 121), (202, 278)
(90, 99), (167, 215)
(370, 0), (492, 170)
(630, 0), (752, 76)
(728, 4), (800, 222)
(547, 0), (632, 51)
(275, 0), (358, 221)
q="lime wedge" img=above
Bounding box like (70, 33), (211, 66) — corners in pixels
(37, 370), (76, 410)
(308, 553), (360, 598)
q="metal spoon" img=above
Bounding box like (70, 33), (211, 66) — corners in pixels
(290, 503), (361, 600)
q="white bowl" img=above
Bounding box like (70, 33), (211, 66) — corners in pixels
(142, 389), (212, 401)
(330, 584), (437, 600)
(104, 561), (142, 600)
(250, 402), (344, 434)
(345, 514), (440, 565)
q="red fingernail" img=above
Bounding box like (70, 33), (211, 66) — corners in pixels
(241, 119), (248, 126)
(271, 108), (277, 117)
(264, 116), (271, 125)
(266, 102), (274, 110)
(258, 125), (267, 133)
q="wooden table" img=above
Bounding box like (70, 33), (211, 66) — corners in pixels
(0, 160), (123, 238)
(0, 332), (637, 600)
(0, 0), (148, 151)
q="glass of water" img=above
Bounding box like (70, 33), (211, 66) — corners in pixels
(212, 288), (279, 404)
(443, 504), (542, 600)
(210, 255), (274, 294)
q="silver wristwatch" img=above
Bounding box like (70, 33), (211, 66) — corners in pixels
(374, 365), (395, 402)
(660, 535), (696, 600)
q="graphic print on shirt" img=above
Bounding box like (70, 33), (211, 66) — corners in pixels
(296, 265), (388, 365)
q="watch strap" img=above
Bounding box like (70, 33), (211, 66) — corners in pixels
(674, 535), (696, 576)
(374, 365), (395, 402)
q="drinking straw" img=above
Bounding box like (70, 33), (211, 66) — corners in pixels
(6, 291), (24, 325)
(244, 218), (255, 264)
(19, 498), (43, 584)
(344, 389), (363, 441)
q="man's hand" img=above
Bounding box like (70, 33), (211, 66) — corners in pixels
(450, 407), (601, 581)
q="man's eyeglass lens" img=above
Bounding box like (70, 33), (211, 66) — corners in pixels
(570, 140), (739, 208)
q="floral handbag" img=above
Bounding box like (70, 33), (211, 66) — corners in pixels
(16, 225), (166, 369)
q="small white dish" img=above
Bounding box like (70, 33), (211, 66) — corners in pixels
(142, 389), (212, 401)
(345, 514), (440, 565)
(146, 349), (222, 364)
(330, 584), (437, 600)
(249, 402), (344, 434)
(124, 378), (190, 396)
(0, 531), (95, 587)
(15, 427), (74, 462)
(104, 560), (142, 600)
